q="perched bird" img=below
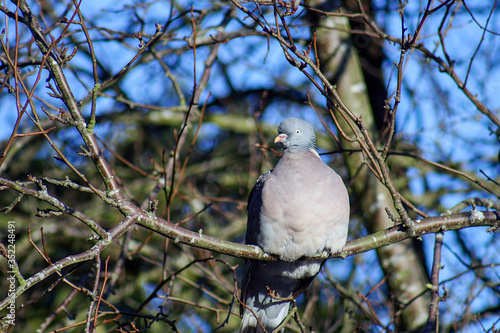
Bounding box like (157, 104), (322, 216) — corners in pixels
(239, 117), (350, 333)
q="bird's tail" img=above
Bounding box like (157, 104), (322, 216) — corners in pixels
(239, 261), (302, 333)
(239, 296), (290, 333)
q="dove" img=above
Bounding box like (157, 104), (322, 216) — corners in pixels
(240, 117), (350, 332)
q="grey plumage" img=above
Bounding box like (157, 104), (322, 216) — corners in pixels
(240, 118), (350, 332)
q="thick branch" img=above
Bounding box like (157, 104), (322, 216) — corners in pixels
(1, 174), (498, 262)
(137, 209), (499, 261)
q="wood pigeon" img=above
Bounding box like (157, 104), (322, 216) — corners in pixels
(239, 117), (350, 332)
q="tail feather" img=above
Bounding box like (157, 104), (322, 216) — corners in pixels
(239, 300), (290, 333)
(239, 260), (321, 332)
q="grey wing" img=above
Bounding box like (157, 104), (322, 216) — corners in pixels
(240, 259), (255, 316)
(245, 170), (271, 245)
(241, 170), (271, 313)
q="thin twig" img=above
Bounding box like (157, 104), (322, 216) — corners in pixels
(423, 232), (444, 333)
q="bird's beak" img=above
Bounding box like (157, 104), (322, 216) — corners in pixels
(274, 133), (288, 143)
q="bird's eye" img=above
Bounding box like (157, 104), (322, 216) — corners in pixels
(296, 129), (301, 134)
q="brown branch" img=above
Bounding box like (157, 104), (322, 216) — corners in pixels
(36, 288), (79, 331)
(423, 232), (443, 333)
(71, 0), (99, 127)
(135, 207), (500, 262)
(165, 32), (222, 219)
(0, 177), (108, 239)
(0, 213), (136, 312)
(9, 0), (119, 198)
(354, 2), (500, 132)
(85, 254), (101, 333)
(92, 256), (109, 332)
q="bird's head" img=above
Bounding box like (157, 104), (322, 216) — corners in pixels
(275, 117), (317, 152)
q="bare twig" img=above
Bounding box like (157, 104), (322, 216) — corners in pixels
(423, 232), (443, 333)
